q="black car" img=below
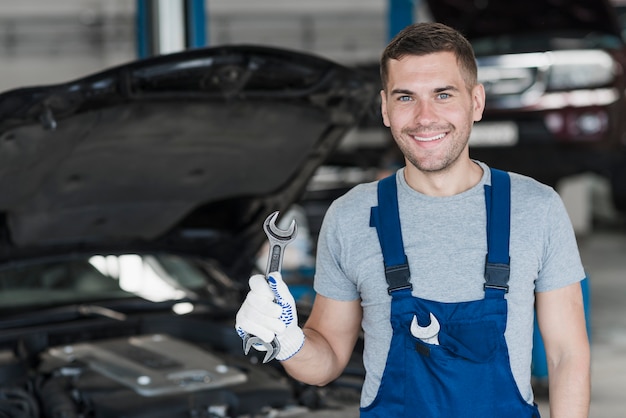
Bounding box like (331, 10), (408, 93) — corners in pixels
(426, 0), (626, 212)
(0, 45), (375, 417)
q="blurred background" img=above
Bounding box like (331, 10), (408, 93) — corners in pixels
(1, 1), (625, 416)
(0, 0), (392, 91)
(1, 0), (626, 229)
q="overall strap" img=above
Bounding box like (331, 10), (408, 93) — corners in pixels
(370, 174), (412, 294)
(484, 168), (511, 297)
(370, 169), (511, 297)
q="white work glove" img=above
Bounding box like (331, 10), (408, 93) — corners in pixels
(235, 272), (305, 361)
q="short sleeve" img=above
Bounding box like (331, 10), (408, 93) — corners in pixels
(313, 199), (361, 301)
(535, 192), (586, 292)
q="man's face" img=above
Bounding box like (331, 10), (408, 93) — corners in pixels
(380, 51), (485, 173)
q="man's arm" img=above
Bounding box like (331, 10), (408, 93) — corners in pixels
(281, 295), (362, 386)
(536, 281), (590, 418)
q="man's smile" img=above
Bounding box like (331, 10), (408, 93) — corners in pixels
(411, 132), (447, 142)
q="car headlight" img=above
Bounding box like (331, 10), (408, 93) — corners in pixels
(547, 50), (616, 90)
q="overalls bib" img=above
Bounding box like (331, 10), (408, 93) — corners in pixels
(362, 169), (540, 418)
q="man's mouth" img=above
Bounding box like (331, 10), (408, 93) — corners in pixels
(411, 132), (446, 142)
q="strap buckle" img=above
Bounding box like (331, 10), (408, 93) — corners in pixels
(385, 263), (412, 294)
(484, 261), (510, 293)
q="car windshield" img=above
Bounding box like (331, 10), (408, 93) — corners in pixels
(0, 253), (236, 311)
(471, 30), (624, 56)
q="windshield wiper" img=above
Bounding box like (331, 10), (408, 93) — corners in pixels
(76, 304), (127, 321)
(0, 304), (127, 330)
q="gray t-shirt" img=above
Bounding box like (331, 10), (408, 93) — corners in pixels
(313, 161), (586, 408)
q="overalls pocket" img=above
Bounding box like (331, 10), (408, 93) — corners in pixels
(438, 320), (501, 363)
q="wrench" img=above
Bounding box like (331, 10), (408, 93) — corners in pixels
(243, 211), (298, 363)
(410, 313), (440, 345)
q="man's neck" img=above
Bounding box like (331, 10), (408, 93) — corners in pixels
(403, 159), (484, 197)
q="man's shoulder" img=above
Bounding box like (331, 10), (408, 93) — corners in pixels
(507, 171), (559, 200)
(499, 170), (567, 222)
(479, 163), (561, 211)
(320, 178), (382, 233)
(331, 178), (380, 209)
(474, 161), (556, 200)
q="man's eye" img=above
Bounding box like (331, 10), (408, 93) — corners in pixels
(437, 92), (451, 99)
(398, 96), (412, 101)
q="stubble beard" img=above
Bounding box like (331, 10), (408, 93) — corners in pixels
(395, 124), (470, 174)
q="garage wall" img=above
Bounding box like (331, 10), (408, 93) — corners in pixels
(0, 0), (392, 92)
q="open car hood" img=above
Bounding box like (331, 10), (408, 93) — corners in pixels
(0, 45), (375, 276)
(426, 0), (623, 40)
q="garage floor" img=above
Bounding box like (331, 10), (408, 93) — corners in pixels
(302, 225), (626, 418)
(561, 227), (626, 418)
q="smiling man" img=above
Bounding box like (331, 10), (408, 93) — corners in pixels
(380, 48), (484, 195)
(236, 22), (590, 417)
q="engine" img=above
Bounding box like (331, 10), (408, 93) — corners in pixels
(0, 334), (301, 418)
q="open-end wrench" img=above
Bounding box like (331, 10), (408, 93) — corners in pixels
(243, 211), (297, 363)
(410, 313), (440, 345)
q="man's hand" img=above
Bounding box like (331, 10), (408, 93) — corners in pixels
(235, 272), (305, 361)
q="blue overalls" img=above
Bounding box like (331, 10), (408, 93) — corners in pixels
(362, 169), (540, 417)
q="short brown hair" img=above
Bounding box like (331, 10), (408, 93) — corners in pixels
(380, 22), (478, 91)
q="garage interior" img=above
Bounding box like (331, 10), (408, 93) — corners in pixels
(0, 1), (625, 417)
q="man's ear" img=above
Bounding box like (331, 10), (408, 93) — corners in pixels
(472, 83), (486, 123)
(380, 89), (390, 127)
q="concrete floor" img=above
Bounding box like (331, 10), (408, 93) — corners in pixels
(303, 225), (626, 418)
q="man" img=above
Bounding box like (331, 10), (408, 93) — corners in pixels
(236, 22), (590, 417)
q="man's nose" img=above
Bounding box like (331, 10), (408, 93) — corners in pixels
(413, 100), (437, 124)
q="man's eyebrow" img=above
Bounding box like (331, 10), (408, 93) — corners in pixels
(390, 88), (414, 95)
(390, 86), (460, 95)
(434, 85), (459, 93)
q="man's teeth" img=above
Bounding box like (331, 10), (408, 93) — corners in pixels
(413, 133), (446, 142)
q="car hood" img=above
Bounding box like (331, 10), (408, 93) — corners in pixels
(426, 0), (622, 40)
(0, 45), (375, 276)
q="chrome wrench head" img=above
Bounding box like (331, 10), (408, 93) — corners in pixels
(263, 211), (297, 277)
(410, 313), (440, 345)
(243, 211), (298, 363)
(243, 334), (281, 363)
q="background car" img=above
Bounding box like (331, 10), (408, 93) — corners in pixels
(427, 0), (626, 213)
(0, 44), (375, 418)
(324, 0), (626, 221)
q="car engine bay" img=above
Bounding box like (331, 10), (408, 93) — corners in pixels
(0, 306), (363, 418)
